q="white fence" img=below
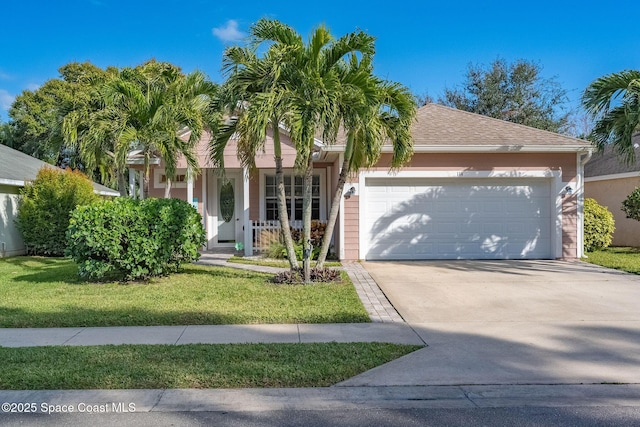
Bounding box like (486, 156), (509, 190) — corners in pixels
(251, 220), (328, 254)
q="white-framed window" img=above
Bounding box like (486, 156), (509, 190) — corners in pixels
(260, 170), (326, 221)
(153, 168), (188, 188)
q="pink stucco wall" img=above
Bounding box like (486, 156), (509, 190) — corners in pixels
(341, 152), (579, 260)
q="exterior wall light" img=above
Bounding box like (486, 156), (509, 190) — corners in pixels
(344, 186), (356, 199)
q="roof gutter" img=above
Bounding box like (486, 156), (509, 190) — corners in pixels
(321, 144), (593, 154)
(0, 178), (26, 187)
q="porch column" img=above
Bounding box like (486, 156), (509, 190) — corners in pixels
(201, 169), (207, 248)
(187, 166), (194, 208)
(129, 170), (136, 199)
(338, 153), (346, 260)
(243, 167), (251, 256)
(138, 171), (144, 199)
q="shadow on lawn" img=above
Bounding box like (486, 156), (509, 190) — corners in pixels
(0, 305), (253, 328)
(3, 257), (272, 285)
(0, 304), (368, 328)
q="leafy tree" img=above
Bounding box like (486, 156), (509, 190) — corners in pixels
(440, 58), (570, 133)
(0, 120), (15, 148)
(249, 19), (377, 282)
(8, 62), (113, 166)
(16, 166), (99, 256)
(622, 187), (640, 221)
(582, 70), (640, 163)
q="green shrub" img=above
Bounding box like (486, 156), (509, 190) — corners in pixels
(622, 187), (640, 221)
(16, 167), (99, 256)
(584, 198), (615, 252)
(66, 198), (206, 281)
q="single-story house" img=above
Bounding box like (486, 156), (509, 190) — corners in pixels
(584, 135), (640, 246)
(131, 103), (592, 260)
(0, 144), (119, 258)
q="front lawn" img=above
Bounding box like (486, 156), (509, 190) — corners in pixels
(0, 343), (421, 389)
(584, 247), (640, 274)
(0, 257), (370, 327)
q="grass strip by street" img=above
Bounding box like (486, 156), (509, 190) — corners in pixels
(0, 343), (421, 389)
(0, 257), (369, 328)
(227, 256), (342, 268)
(584, 247), (640, 274)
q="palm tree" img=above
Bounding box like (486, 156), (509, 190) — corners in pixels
(65, 60), (220, 198)
(315, 57), (416, 267)
(250, 19), (376, 282)
(582, 70), (640, 163)
(211, 42), (300, 268)
(63, 76), (130, 195)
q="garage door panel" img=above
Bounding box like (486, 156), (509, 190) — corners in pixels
(365, 178), (553, 260)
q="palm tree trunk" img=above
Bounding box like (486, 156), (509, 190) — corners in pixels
(316, 137), (353, 267)
(143, 153), (150, 199)
(302, 153), (314, 283)
(117, 170), (128, 197)
(272, 121), (299, 269)
(164, 178), (172, 198)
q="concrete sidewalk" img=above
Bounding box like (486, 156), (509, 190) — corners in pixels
(0, 323), (424, 348)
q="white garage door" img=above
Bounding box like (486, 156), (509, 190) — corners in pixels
(364, 178), (552, 260)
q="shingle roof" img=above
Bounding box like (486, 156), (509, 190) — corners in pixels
(584, 134), (640, 178)
(0, 144), (119, 196)
(325, 103), (589, 152)
(411, 104), (587, 147)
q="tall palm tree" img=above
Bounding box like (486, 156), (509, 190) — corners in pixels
(211, 42), (300, 268)
(250, 19), (376, 282)
(582, 70), (640, 163)
(315, 57), (416, 267)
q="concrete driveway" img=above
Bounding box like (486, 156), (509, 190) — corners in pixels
(338, 260), (640, 387)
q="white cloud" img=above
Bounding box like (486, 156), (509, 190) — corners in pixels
(26, 83), (40, 91)
(212, 20), (246, 43)
(0, 70), (11, 81)
(0, 89), (14, 111)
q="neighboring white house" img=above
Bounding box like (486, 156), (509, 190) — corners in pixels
(0, 144), (119, 258)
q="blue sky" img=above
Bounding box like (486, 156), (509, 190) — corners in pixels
(1, 0), (639, 125)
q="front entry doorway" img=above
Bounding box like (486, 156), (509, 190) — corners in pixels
(208, 170), (243, 249)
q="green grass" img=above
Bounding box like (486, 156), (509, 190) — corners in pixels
(228, 256), (342, 268)
(0, 343), (421, 389)
(584, 247), (640, 274)
(0, 257), (370, 327)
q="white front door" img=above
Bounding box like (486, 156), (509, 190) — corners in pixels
(210, 171), (243, 248)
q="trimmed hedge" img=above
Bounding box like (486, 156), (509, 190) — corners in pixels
(66, 198), (206, 281)
(16, 167), (99, 256)
(584, 198), (615, 252)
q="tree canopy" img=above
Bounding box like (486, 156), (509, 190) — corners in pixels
(582, 69), (640, 163)
(8, 62), (115, 166)
(439, 58), (570, 133)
